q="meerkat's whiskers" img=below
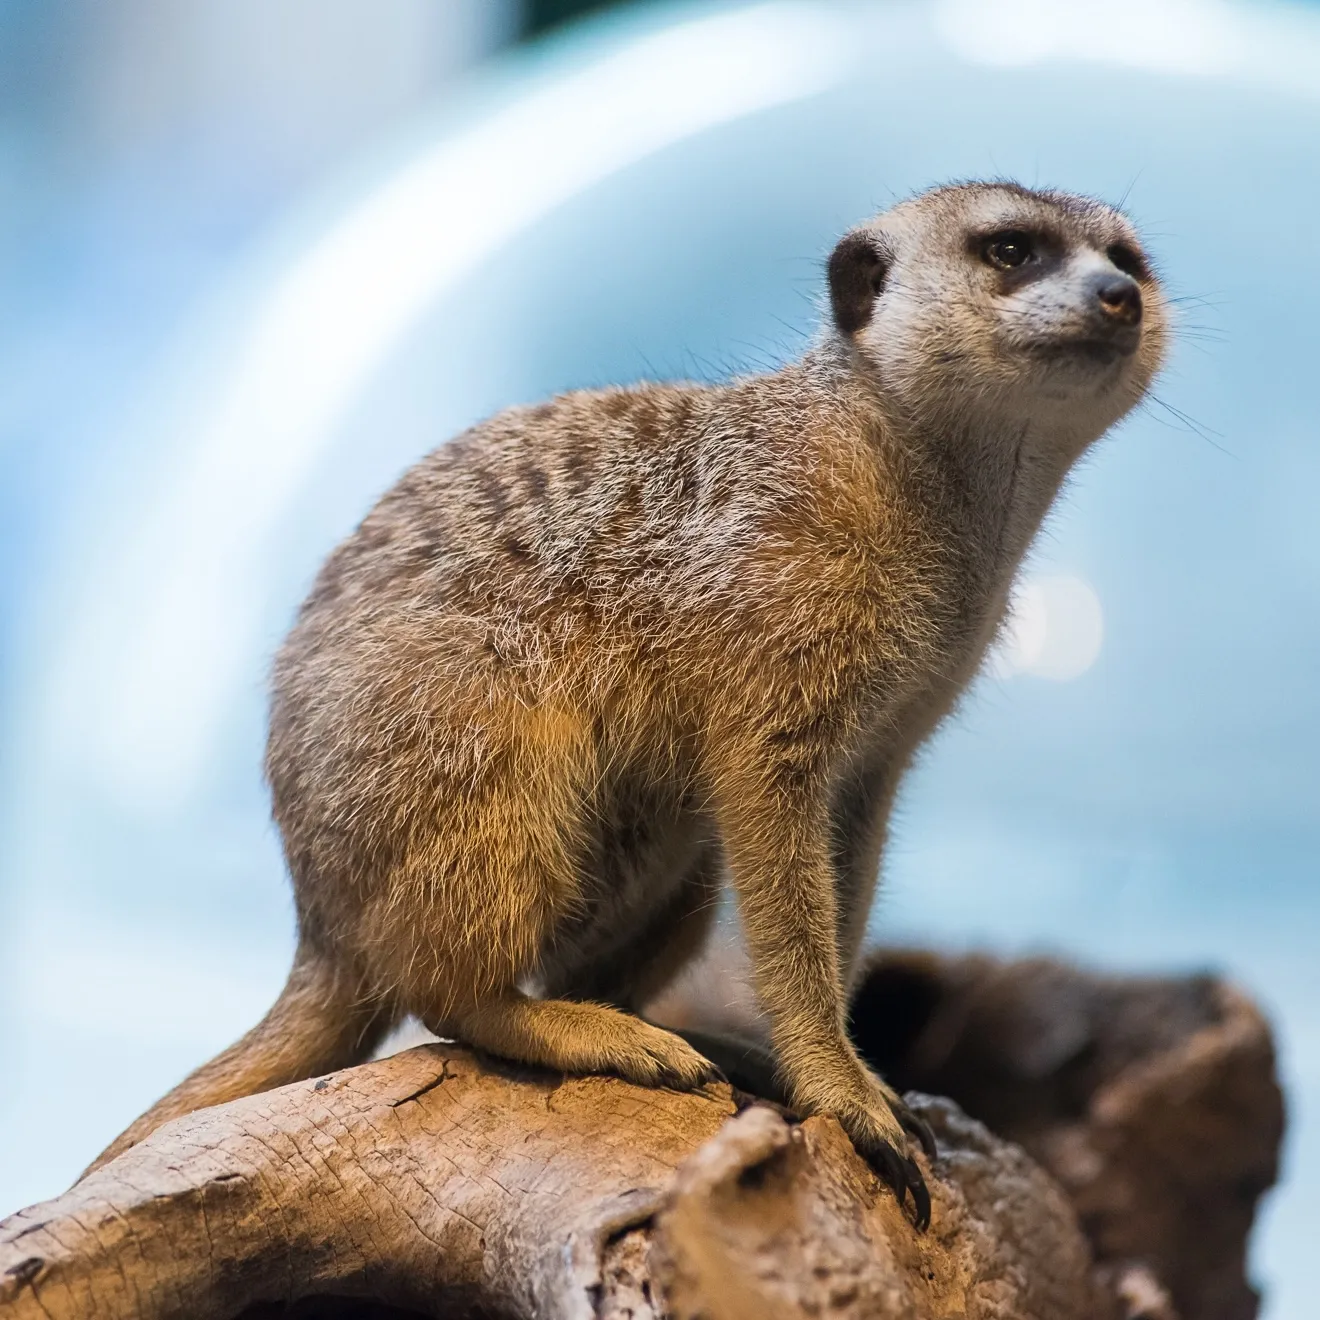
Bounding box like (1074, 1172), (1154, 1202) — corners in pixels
(1144, 393), (1235, 457)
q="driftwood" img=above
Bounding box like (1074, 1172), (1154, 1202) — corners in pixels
(661, 947), (1286, 1320)
(846, 953), (1285, 1320)
(0, 951), (1283, 1320)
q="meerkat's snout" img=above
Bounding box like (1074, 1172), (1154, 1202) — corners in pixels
(1064, 263), (1145, 361)
(1095, 272), (1142, 329)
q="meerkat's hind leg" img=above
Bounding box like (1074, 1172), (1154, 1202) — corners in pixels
(545, 853), (778, 1096)
(439, 989), (722, 1090)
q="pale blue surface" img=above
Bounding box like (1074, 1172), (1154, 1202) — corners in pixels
(2, 2), (1317, 1311)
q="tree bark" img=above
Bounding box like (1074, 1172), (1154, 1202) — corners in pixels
(1, 1043), (1116, 1319)
(0, 951), (1283, 1320)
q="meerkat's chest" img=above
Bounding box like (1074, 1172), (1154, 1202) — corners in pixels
(872, 573), (1018, 767)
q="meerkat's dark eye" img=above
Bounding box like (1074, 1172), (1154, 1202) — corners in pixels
(1106, 242), (1147, 280)
(982, 230), (1035, 270)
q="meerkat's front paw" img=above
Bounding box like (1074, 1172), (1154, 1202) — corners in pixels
(822, 1076), (937, 1230)
(841, 1101), (933, 1230)
(604, 1017), (724, 1091)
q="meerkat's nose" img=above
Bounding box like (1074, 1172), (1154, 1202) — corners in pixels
(1095, 274), (1143, 327)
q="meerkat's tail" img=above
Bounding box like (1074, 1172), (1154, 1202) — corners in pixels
(82, 948), (392, 1178)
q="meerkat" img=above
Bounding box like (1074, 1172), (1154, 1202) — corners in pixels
(89, 181), (1166, 1226)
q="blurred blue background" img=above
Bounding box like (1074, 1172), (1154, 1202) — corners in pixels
(1, 1), (1317, 1312)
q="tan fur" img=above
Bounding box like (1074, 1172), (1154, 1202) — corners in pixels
(89, 183), (1167, 1196)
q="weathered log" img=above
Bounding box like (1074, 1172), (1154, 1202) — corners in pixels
(846, 953), (1285, 1320)
(658, 945), (1285, 1320)
(1, 950), (1283, 1319)
(2, 1042), (1116, 1319)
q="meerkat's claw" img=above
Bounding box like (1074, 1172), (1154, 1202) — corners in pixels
(901, 1153), (932, 1231)
(893, 1100), (938, 1162)
(859, 1135), (932, 1231)
(696, 1057), (727, 1089)
(704, 1061), (730, 1086)
(654, 1054), (723, 1092)
(666, 1059), (725, 1092)
(731, 1087), (757, 1114)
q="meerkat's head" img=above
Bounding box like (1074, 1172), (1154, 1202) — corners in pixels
(827, 181), (1168, 446)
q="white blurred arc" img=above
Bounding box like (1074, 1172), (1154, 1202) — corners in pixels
(936, 0), (1320, 91)
(52, 0), (1320, 811)
(56, 2), (854, 811)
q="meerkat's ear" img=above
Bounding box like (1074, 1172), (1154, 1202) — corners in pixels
(828, 230), (889, 337)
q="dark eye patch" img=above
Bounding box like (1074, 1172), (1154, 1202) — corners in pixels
(1106, 242), (1148, 280)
